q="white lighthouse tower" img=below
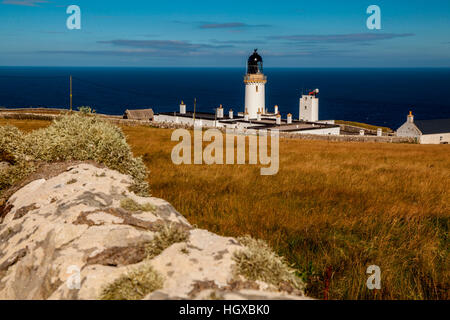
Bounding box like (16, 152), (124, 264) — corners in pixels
(244, 49), (266, 119)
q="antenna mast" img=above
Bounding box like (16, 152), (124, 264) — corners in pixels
(70, 75), (73, 112)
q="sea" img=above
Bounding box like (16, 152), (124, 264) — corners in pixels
(1, 67), (450, 129)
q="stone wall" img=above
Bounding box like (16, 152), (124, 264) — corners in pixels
(279, 132), (416, 144)
(148, 121), (416, 144)
(0, 110), (415, 144)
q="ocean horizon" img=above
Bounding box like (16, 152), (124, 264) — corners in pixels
(1, 66), (450, 129)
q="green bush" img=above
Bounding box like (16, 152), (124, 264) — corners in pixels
(0, 114), (149, 196)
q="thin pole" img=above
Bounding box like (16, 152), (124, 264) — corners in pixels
(193, 98), (196, 124)
(70, 75), (73, 112)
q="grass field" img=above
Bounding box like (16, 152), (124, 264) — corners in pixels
(1, 118), (449, 300)
(0, 119), (52, 132)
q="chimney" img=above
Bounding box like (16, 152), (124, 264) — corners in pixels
(217, 104), (224, 118)
(229, 109), (233, 119)
(180, 101), (186, 114)
(377, 128), (382, 137)
(276, 113), (281, 125)
(274, 105), (279, 114)
(407, 111), (414, 123)
(257, 109), (262, 121)
(244, 109), (249, 121)
(287, 113), (292, 124)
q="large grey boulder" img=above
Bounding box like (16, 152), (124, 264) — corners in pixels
(0, 163), (308, 300)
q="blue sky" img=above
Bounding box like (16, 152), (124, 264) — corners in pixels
(0, 0), (449, 67)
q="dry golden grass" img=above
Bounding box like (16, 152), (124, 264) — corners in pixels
(2, 119), (449, 300)
(122, 125), (449, 300)
(0, 119), (51, 132)
(0, 108), (64, 115)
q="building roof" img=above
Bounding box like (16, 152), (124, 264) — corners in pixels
(414, 119), (450, 135)
(124, 109), (154, 120)
(246, 120), (340, 132)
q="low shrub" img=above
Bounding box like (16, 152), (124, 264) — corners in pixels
(146, 223), (190, 259)
(78, 106), (95, 115)
(0, 160), (35, 193)
(0, 125), (25, 162)
(100, 264), (163, 300)
(0, 114), (149, 197)
(0, 126), (33, 194)
(233, 236), (304, 292)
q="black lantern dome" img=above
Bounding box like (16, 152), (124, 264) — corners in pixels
(247, 49), (263, 74)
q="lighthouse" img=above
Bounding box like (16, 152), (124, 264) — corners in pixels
(244, 49), (267, 119)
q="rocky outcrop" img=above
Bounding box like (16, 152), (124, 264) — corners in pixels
(0, 163), (308, 300)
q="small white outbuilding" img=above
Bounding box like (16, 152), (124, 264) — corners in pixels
(299, 89), (319, 122)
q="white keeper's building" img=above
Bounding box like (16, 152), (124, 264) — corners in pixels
(396, 111), (450, 144)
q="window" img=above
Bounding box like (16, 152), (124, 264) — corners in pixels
(256, 86), (258, 92)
